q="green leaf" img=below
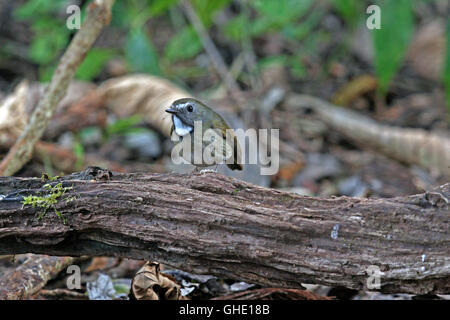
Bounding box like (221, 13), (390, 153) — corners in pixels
(105, 115), (143, 137)
(73, 141), (85, 171)
(191, 0), (232, 26)
(14, 0), (64, 20)
(149, 0), (179, 17)
(224, 14), (246, 41)
(39, 65), (57, 82)
(330, 0), (362, 27)
(258, 55), (288, 70)
(163, 63), (206, 80)
(250, 0), (313, 34)
(281, 9), (323, 40)
(29, 19), (69, 65)
(372, 0), (413, 94)
(111, 1), (129, 27)
(288, 56), (307, 79)
(259, 54), (307, 80)
(249, 17), (274, 36)
(125, 28), (161, 75)
(29, 37), (59, 65)
(164, 26), (202, 62)
(76, 49), (115, 80)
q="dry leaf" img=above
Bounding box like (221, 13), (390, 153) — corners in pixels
(84, 257), (120, 273)
(275, 160), (305, 182)
(0, 81), (97, 144)
(99, 74), (193, 137)
(332, 75), (377, 107)
(0, 81), (31, 144)
(408, 21), (445, 81)
(130, 262), (186, 300)
(44, 88), (106, 139)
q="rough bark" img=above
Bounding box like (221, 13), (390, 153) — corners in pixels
(0, 168), (448, 294)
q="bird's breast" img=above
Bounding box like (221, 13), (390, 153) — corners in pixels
(172, 115), (193, 136)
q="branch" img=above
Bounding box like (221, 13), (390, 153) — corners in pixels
(180, 0), (245, 105)
(285, 94), (450, 178)
(0, 0), (115, 176)
(0, 168), (448, 294)
(0, 255), (82, 300)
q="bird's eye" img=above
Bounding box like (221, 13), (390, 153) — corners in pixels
(187, 105), (193, 112)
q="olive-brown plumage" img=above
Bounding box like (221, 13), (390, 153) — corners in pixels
(166, 98), (242, 170)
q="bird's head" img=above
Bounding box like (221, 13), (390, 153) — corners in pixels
(166, 98), (214, 136)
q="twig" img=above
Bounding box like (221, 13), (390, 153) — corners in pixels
(285, 94), (450, 178)
(37, 289), (88, 300)
(0, 255), (83, 300)
(0, 0), (115, 176)
(240, 0), (261, 92)
(180, 0), (245, 105)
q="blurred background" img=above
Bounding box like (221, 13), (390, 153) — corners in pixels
(0, 0), (449, 195)
(0, 0), (449, 300)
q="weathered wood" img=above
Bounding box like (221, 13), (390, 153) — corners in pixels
(0, 168), (448, 294)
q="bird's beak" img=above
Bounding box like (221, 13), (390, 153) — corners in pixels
(165, 108), (178, 115)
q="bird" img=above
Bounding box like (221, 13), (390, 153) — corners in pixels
(165, 98), (242, 171)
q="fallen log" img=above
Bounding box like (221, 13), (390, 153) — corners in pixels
(0, 167), (448, 294)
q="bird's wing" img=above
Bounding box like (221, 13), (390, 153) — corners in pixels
(223, 127), (243, 170)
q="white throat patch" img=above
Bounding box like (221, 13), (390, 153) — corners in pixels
(173, 115), (193, 136)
